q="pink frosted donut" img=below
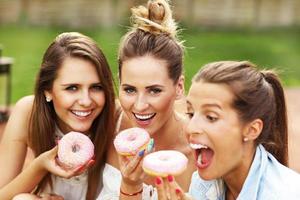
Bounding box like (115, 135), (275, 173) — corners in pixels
(58, 131), (94, 169)
(142, 150), (188, 177)
(114, 127), (150, 156)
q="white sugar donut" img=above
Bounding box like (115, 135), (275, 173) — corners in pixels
(142, 150), (188, 177)
(114, 127), (150, 156)
(58, 131), (94, 169)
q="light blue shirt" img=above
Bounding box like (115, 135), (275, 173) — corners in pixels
(189, 145), (300, 200)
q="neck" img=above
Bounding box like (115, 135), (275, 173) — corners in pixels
(224, 145), (256, 200)
(152, 112), (186, 150)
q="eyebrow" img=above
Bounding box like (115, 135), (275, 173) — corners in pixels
(186, 100), (222, 110)
(121, 84), (163, 89)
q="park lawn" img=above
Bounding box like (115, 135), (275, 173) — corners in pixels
(0, 25), (300, 103)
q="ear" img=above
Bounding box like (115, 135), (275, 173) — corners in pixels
(44, 91), (52, 102)
(243, 118), (263, 141)
(175, 75), (185, 100)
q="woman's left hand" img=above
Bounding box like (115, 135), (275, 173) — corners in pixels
(155, 175), (193, 200)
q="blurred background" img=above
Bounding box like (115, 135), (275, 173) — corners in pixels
(0, 0), (300, 103)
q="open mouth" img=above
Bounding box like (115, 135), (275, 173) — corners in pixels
(190, 143), (214, 169)
(72, 110), (92, 117)
(133, 113), (156, 121)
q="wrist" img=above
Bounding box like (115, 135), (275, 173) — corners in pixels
(120, 180), (143, 195)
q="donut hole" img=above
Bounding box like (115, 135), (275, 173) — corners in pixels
(159, 155), (169, 162)
(127, 133), (137, 141)
(71, 144), (81, 153)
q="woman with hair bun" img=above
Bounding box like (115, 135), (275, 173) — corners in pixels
(101, 0), (196, 199)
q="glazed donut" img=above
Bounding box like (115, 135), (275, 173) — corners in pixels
(57, 131), (94, 169)
(142, 150), (188, 177)
(114, 127), (150, 156)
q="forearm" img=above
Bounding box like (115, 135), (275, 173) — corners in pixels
(0, 158), (47, 199)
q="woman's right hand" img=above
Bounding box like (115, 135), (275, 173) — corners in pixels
(36, 146), (94, 179)
(118, 139), (154, 194)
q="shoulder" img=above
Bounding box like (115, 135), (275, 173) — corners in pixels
(4, 95), (34, 141)
(261, 153), (300, 197)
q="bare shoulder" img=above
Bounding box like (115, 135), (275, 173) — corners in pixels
(3, 95), (34, 141)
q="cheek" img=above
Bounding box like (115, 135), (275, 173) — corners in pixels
(94, 92), (106, 107)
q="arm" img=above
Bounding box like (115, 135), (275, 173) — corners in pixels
(0, 146), (94, 200)
(0, 96), (34, 188)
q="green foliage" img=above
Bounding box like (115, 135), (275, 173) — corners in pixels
(0, 25), (299, 103)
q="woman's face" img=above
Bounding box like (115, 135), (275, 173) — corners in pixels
(119, 55), (182, 135)
(186, 81), (247, 180)
(45, 56), (105, 134)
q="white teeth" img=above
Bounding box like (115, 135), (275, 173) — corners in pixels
(72, 110), (91, 117)
(134, 113), (155, 120)
(190, 143), (208, 150)
(198, 153), (202, 164)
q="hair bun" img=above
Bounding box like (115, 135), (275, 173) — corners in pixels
(130, 0), (177, 38)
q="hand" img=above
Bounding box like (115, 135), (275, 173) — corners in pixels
(119, 139), (154, 193)
(36, 146), (95, 179)
(155, 176), (193, 200)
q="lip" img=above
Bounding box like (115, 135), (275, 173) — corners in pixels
(71, 110), (93, 119)
(132, 112), (156, 127)
(189, 141), (214, 170)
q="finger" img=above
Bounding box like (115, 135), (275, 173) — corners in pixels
(121, 151), (144, 176)
(166, 175), (178, 200)
(155, 177), (167, 200)
(73, 159), (95, 175)
(146, 138), (155, 153)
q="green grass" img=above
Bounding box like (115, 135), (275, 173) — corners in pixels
(0, 25), (300, 103)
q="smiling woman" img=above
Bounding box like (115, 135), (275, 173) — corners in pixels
(0, 32), (116, 200)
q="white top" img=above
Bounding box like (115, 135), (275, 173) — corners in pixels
(98, 163), (158, 200)
(41, 128), (89, 200)
(41, 126), (158, 200)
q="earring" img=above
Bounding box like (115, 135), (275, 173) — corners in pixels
(46, 96), (52, 102)
(243, 137), (249, 142)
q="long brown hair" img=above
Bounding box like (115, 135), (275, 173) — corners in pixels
(118, 0), (184, 84)
(192, 61), (288, 165)
(28, 32), (116, 199)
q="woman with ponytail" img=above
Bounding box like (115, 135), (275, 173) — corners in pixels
(155, 61), (300, 199)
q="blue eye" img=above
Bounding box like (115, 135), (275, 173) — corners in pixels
(124, 87), (136, 94)
(66, 85), (77, 91)
(91, 84), (103, 91)
(149, 88), (162, 95)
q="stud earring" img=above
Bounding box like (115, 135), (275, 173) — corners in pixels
(46, 96), (52, 102)
(243, 137), (249, 142)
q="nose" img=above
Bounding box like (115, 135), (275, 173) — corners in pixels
(78, 90), (92, 107)
(186, 114), (203, 137)
(134, 93), (149, 111)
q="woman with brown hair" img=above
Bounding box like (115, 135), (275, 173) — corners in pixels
(101, 0), (195, 199)
(156, 61), (300, 199)
(0, 32), (116, 200)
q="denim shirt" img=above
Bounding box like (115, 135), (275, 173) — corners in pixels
(189, 145), (300, 200)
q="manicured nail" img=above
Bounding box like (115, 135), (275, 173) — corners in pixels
(167, 175), (173, 182)
(175, 188), (181, 195)
(138, 149), (145, 157)
(147, 139), (154, 152)
(155, 177), (162, 185)
(89, 159), (95, 166)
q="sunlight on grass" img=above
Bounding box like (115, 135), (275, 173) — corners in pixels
(0, 25), (299, 102)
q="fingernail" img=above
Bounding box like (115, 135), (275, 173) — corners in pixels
(175, 188), (181, 194)
(155, 177), (162, 185)
(147, 139), (154, 152)
(167, 175), (173, 182)
(138, 149), (145, 157)
(89, 159), (95, 166)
